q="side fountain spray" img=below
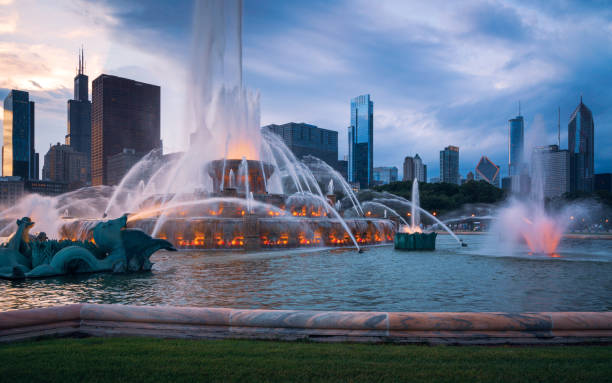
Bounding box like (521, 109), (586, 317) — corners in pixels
(490, 117), (567, 256)
(393, 179), (436, 250)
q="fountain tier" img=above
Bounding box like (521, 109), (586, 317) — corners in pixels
(207, 159), (275, 195)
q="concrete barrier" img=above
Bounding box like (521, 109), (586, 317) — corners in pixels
(1, 304), (611, 345)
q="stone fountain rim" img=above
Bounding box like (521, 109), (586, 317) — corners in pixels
(1, 304), (611, 345)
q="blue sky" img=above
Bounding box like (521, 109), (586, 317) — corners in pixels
(1, 0), (611, 179)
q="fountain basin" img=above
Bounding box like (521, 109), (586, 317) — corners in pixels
(394, 232), (437, 251)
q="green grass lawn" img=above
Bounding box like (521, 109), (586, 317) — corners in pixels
(0, 337), (610, 382)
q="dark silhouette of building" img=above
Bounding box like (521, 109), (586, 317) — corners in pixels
(106, 148), (142, 186)
(403, 156), (414, 182)
(440, 145), (460, 184)
(348, 94), (373, 188)
(91, 74), (161, 186)
(568, 97), (595, 193)
(66, 48), (92, 182)
(25, 180), (68, 196)
(0, 176), (24, 207)
(263, 123), (339, 169)
(2, 90), (38, 180)
(594, 173), (611, 192)
(42, 143), (89, 190)
(336, 159), (348, 179)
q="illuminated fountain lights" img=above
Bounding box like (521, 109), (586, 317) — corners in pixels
(51, 152), (396, 251)
(129, 156), (394, 250)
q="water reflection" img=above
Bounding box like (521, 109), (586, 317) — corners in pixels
(1, 235), (611, 312)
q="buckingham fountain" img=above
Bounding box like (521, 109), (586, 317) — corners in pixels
(0, 0), (400, 258)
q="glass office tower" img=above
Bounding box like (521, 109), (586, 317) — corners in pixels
(568, 97), (594, 193)
(440, 145), (460, 185)
(2, 90), (38, 180)
(348, 94), (373, 189)
(508, 115), (524, 176)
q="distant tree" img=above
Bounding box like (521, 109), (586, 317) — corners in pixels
(374, 180), (505, 214)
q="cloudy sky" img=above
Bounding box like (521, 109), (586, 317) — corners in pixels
(1, 0), (611, 179)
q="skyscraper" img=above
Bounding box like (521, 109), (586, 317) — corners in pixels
(440, 145), (460, 184)
(348, 94), (373, 189)
(66, 48), (92, 181)
(2, 90), (38, 180)
(508, 114), (524, 176)
(262, 123), (339, 169)
(568, 97), (595, 193)
(414, 154), (427, 183)
(531, 145), (570, 198)
(91, 74), (161, 186)
(402, 156), (414, 182)
(475, 156), (500, 187)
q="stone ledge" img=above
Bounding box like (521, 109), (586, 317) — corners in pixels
(1, 304), (611, 345)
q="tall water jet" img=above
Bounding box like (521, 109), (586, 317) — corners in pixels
(391, 179), (435, 250)
(491, 119), (566, 255)
(410, 178), (420, 229)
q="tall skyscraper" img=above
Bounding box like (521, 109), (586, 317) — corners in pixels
(348, 94), (373, 189)
(414, 154), (427, 183)
(2, 90), (38, 180)
(531, 145), (570, 198)
(475, 156), (500, 187)
(262, 123), (339, 169)
(508, 113), (524, 176)
(440, 145), (460, 184)
(91, 74), (161, 186)
(66, 48), (92, 181)
(402, 156), (414, 182)
(568, 97), (595, 193)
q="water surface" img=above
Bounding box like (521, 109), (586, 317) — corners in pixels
(2, 234), (611, 312)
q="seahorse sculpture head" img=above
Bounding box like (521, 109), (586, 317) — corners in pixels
(7, 217), (35, 252)
(91, 214), (128, 252)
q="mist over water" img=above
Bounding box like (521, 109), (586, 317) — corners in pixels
(491, 117), (575, 255)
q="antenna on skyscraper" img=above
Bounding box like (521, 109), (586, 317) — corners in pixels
(558, 106), (561, 148)
(518, 100), (521, 116)
(77, 45), (85, 75)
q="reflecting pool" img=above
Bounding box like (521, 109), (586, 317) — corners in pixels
(1, 234), (611, 312)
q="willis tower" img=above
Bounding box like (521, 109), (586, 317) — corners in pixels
(66, 47), (91, 181)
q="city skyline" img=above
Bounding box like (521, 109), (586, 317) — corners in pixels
(1, 0), (611, 179)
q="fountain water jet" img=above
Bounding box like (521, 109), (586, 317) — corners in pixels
(490, 119), (566, 255)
